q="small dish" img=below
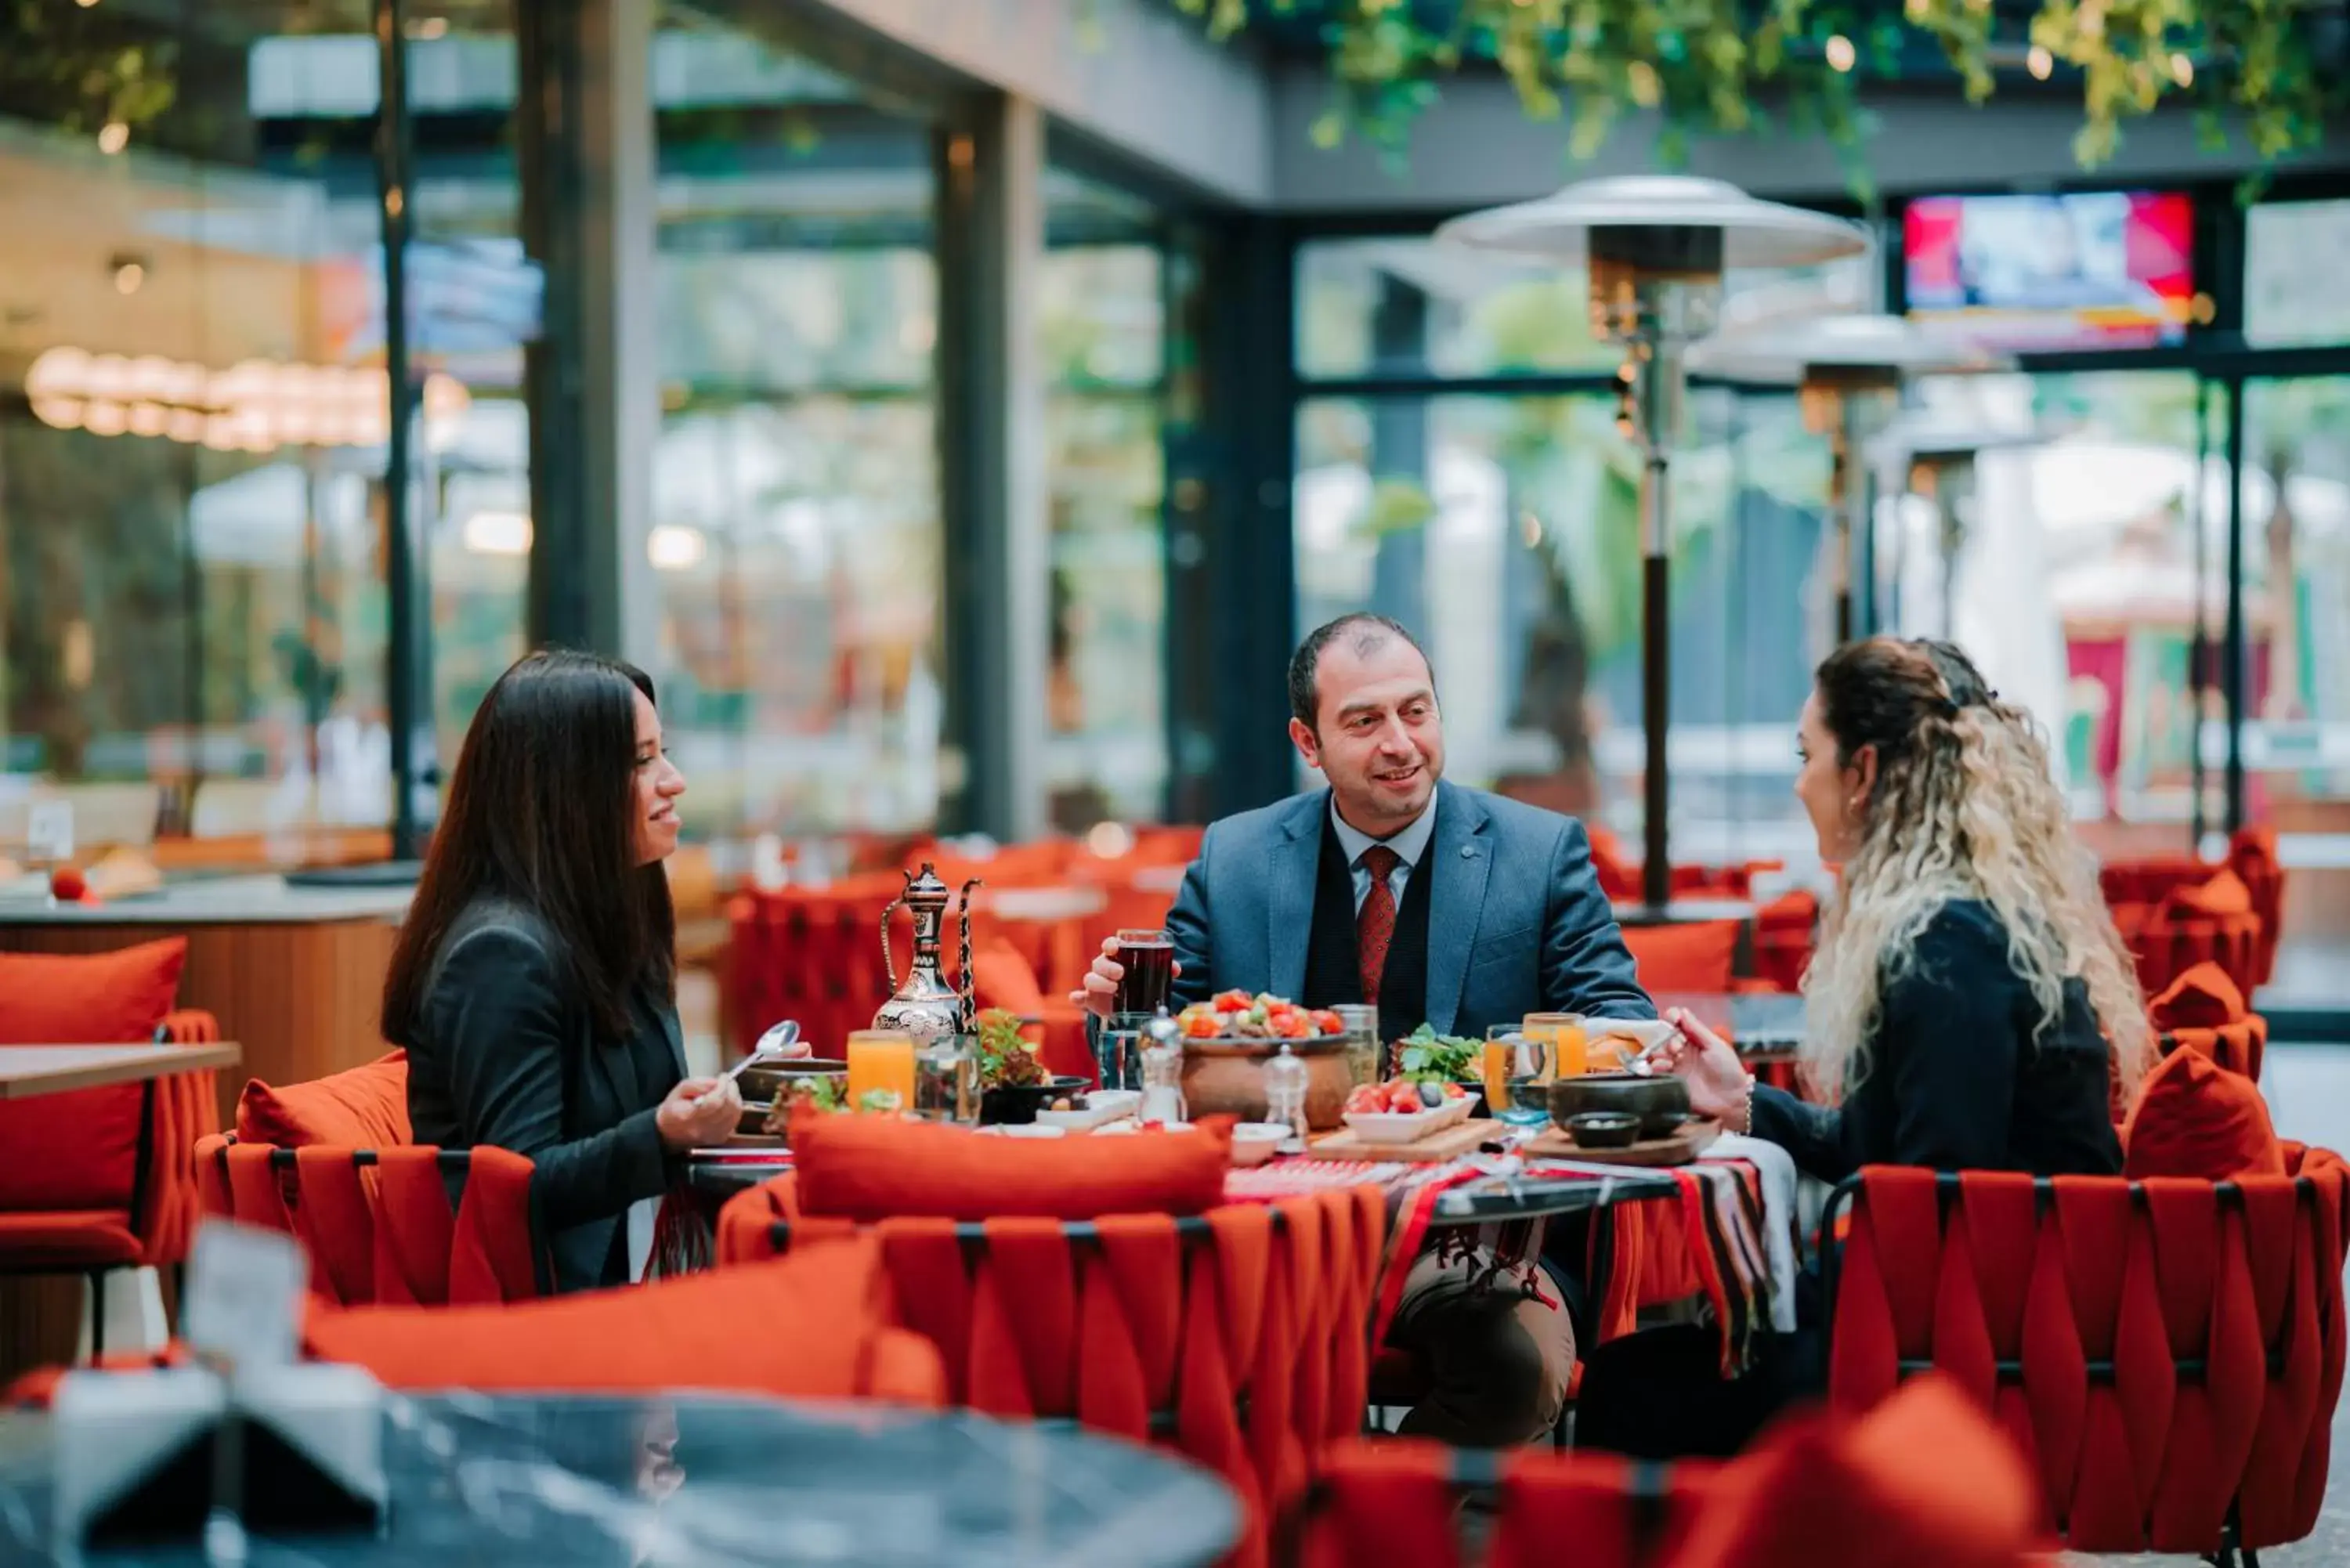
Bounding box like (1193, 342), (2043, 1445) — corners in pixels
(1227, 1122), (1289, 1166)
(1564, 1111), (1642, 1149)
(1342, 1093), (1476, 1145)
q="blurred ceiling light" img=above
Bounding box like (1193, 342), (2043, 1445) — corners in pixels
(113, 261), (145, 294)
(647, 524), (707, 571)
(1824, 34), (1856, 72)
(2026, 45), (2054, 78)
(2169, 52), (2193, 87)
(96, 121), (128, 154)
(25, 347), (468, 453)
(462, 511), (533, 557)
(1084, 822), (1135, 859)
(75, 0), (100, 8)
(410, 15), (449, 38)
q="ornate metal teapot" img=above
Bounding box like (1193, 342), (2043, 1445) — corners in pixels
(874, 862), (982, 1042)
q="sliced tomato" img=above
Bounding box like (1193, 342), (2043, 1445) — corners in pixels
(1213, 989), (1253, 1012)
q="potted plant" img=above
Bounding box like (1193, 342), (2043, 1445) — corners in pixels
(974, 1008), (1088, 1125)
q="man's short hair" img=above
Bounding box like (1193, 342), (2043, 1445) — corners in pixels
(1287, 613), (1434, 731)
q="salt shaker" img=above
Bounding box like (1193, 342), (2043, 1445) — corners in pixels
(1262, 1039), (1311, 1151)
(1138, 1007), (1187, 1125)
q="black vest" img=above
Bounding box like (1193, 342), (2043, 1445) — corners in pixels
(1300, 810), (1434, 1036)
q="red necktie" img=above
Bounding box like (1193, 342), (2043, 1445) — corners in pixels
(1357, 846), (1401, 1005)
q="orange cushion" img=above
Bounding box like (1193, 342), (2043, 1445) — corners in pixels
(791, 1111), (1231, 1223)
(0, 938), (187, 1044)
(2148, 961), (2247, 1031)
(1672, 1374), (2039, 1568)
(237, 1051), (413, 1150)
(304, 1237), (940, 1404)
(0, 939), (188, 1214)
(1623, 919), (1741, 994)
(2162, 868), (2254, 919)
(2120, 1047), (2284, 1181)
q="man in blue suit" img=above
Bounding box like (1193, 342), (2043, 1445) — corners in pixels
(1077, 612), (1656, 1445)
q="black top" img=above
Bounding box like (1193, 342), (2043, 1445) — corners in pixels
(403, 896), (685, 1292)
(1300, 808), (1435, 1035)
(1748, 899), (2122, 1183)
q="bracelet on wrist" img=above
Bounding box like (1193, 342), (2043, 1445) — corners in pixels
(1729, 1072), (1756, 1136)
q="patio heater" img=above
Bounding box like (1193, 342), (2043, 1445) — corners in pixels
(1871, 410), (2048, 638)
(1436, 177), (1868, 911)
(1690, 314), (2008, 648)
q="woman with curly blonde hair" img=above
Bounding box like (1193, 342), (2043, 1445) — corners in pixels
(1660, 636), (2149, 1178)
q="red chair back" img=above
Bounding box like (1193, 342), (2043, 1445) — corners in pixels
(716, 1172), (1384, 1568)
(1622, 920), (1741, 994)
(193, 1135), (545, 1306)
(1820, 1150), (2349, 1555)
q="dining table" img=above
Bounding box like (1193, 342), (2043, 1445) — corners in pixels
(0, 1389), (1242, 1566)
(0, 1042), (243, 1100)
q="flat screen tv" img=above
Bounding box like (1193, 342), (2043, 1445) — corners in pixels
(1903, 190), (2194, 351)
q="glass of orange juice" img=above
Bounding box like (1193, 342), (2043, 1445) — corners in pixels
(1484, 1026), (1553, 1126)
(1524, 1013), (1586, 1078)
(845, 1030), (917, 1113)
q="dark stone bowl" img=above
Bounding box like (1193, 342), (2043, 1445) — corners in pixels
(979, 1076), (1092, 1126)
(1545, 1071), (1691, 1138)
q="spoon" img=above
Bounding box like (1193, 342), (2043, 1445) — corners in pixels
(695, 1021), (805, 1111)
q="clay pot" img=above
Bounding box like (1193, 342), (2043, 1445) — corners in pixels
(1180, 1036), (1354, 1131)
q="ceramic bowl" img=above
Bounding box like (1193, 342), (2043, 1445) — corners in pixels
(1564, 1111), (1643, 1149)
(1545, 1071), (1691, 1138)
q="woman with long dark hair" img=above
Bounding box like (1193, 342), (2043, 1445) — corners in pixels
(383, 649), (739, 1292)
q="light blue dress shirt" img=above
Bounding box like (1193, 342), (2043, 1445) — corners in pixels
(1329, 797), (1439, 916)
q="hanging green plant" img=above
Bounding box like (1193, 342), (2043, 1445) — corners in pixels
(0, 1), (178, 140)
(1174, 0), (2334, 194)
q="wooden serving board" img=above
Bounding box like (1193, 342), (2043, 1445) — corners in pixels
(1523, 1117), (1721, 1168)
(1300, 1118), (1502, 1165)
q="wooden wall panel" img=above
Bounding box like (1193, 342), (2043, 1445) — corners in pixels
(0, 919), (400, 1127)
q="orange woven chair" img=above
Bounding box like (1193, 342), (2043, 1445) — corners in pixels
(193, 1135), (545, 1306)
(303, 1237), (945, 1406)
(2149, 962), (2268, 1083)
(1819, 1151), (2349, 1563)
(0, 936), (222, 1359)
(716, 1171), (1385, 1568)
(1299, 1374), (2044, 1568)
(2112, 894), (2264, 1000)
(2225, 826), (2286, 988)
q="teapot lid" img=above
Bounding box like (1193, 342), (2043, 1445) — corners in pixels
(901, 862), (952, 904)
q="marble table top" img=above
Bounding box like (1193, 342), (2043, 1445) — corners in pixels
(0, 1390), (1239, 1566)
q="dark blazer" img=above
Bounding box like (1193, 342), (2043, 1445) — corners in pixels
(403, 896), (685, 1292)
(1748, 899), (2123, 1183)
(1166, 781), (1654, 1039)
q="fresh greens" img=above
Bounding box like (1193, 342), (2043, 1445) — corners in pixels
(1396, 1024), (1478, 1084)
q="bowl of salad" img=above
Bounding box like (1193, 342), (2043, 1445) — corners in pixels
(1174, 991), (1354, 1129)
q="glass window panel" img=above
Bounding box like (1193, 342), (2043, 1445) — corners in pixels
(1897, 370), (2214, 847)
(2241, 377), (2350, 847)
(1041, 179), (1170, 830)
(0, 0), (423, 856)
(2245, 201), (2350, 349)
(653, 45), (939, 839)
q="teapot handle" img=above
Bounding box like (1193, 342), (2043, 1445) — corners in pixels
(879, 894), (906, 995)
(955, 877), (984, 1033)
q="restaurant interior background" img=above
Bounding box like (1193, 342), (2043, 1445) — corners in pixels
(5, 0), (2350, 1006)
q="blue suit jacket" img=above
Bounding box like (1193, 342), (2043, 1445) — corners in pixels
(1165, 781), (1655, 1036)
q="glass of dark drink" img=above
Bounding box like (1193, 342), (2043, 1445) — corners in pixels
(1115, 927), (1175, 1016)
